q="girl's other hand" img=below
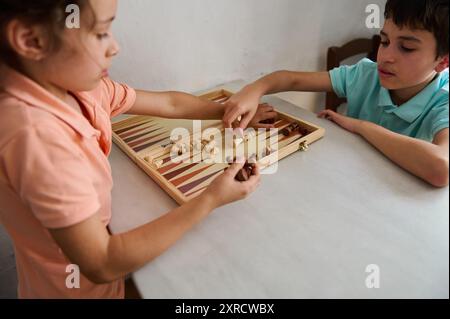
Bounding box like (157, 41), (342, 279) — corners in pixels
(201, 159), (261, 208)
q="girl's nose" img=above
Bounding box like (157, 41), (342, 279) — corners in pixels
(107, 37), (120, 58)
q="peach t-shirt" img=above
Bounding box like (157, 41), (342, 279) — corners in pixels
(0, 64), (136, 298)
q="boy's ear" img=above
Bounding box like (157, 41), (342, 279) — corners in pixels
(435, 55), (449, 73)
(5, 19), (50, 61)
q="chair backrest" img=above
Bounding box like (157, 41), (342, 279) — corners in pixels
(326, 35), (381, 111)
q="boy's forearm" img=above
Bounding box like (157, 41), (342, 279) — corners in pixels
(103, 193), (217, 282)
(245, 71), (298, 97)
(244, 71), (333, 97)
(356, 121), (449, 187)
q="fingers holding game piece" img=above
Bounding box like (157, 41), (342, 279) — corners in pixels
(204, 160), (260, 207)
(224, 159), (245, 177)
(235, 167), (249, 182)
(230, 158), (258, 182)
(246, 163), (260, 188)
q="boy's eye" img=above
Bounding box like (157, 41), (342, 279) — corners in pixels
(380, 41), (389, 47)
(96, 33), (110, 40)
(400, 46), (415, 53)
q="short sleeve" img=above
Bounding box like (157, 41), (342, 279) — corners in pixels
(3, 125), (101, 229)
(329, 58), (375, 99)
(429, 102), (449, 138)
(101, 77), (137, 118)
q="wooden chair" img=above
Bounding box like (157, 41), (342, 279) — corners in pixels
(326, 35), (381, 111)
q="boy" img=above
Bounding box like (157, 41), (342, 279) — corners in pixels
(223, 0), (449, 187)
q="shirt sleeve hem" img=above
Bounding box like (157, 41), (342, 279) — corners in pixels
(39, 201), (102, 230)
(432, 123), (450, 139)
(329, 69), (346, 98)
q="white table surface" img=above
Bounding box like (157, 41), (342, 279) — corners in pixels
(109, 81), (449, 299)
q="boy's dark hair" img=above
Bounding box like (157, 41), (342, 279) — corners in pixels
(0, 0), (87, 69)
(385, 0), (449, 58)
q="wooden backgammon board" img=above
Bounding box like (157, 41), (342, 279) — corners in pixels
(112, 89), (325, 204)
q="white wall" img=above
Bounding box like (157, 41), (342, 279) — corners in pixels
(111, 0), (386, 112)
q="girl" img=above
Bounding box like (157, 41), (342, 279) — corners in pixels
(0, 0), (275, 298)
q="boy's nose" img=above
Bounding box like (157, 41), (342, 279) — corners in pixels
(378, 46), (395, 64)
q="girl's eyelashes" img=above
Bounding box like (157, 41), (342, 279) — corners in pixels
(96, 32), (110, 40)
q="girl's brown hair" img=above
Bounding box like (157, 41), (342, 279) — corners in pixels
(0, 0), (88, 69)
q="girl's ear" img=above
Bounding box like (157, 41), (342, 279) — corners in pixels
(5, 19), (50, 61)
(435, 55), (449, 73)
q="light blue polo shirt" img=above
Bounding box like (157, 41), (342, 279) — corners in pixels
(329, 58), (449, 142)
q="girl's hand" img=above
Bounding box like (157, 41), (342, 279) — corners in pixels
(317, 109), (363, 134)
(223, 86), (262, 129)
(201, 160), (261, 208)
(248, 103), (278, 129)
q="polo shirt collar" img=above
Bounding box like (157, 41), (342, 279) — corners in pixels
(377, 73), (442, 123)
(0, 64), (99, 138)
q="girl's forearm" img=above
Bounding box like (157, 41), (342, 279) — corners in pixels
(131, 90), (225, 120)
(102, 193), (217, 282)
(170, 91), (226, 119)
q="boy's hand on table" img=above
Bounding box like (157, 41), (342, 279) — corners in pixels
(318, 109), (363, 134)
